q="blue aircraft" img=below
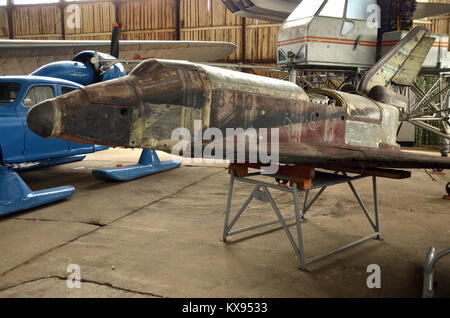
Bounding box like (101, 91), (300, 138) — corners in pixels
(0, 44), (181, 216)
(0, 23), (238, 217)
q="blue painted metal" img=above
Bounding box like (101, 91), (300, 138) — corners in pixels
(72, 51), (126, 82)
(31, 51), (126, 86)
(0, 76), (105, 164)
(0, 52), (126, 215)
(0, 74), (110, 216)
(31, 61), (95, 86)
(0, 166), (75, 217)
(92, 149), (182, 182)
(8, 154), (86, 171)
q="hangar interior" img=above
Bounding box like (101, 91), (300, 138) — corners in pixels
(0, 0), (450, 298)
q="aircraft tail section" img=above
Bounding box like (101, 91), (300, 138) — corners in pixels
(358, 26), (434, 95)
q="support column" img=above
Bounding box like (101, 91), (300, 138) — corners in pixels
(176, 0), (181, 40)
(6, 0), (14, 39)
(241, 17), (246, 63)
(60, 0), (66, 40)
(115, 0), (121, 27)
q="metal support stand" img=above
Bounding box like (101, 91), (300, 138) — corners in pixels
(422, 247), (450, 298)
(223, 170), (381, 270)
(92, 149), (181, 182)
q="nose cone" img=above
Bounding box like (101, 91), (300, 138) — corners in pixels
(27, 100), (56, 138)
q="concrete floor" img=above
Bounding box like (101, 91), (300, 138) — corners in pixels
(0, 148), (449, 298)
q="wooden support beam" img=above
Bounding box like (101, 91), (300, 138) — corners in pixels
(241, 17), (246, 63)
(115, 0), (121, 27)
(60, 0), (66, 40)
(228, 164), (249, 177)
(289, 176), (312, 190)
(6, 0), (14, 39)
(175, 0), (181, 41)
(228, 163), (315, 190)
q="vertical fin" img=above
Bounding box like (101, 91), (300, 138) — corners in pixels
(358, 26), (434, 94)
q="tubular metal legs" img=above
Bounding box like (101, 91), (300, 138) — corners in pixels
(222, 171), (382, 270)
(423, 247), (450, 298)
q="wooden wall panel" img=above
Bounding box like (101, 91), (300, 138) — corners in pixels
(119, 0), (176, 41)
(0, 7), (8, 38)
(424, 0), (450, 51)
(3, 0), (447, 62)
(12, 5), (62, 39)
(180, 0), (278, 62)
(180, 0), (242, 61)
(65, 2), (115, 40)
(245, 23), (279, 62)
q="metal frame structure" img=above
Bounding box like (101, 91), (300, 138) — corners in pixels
(403, 71), (450, 156)
(422, 246), (450, 298)
(223, 169), (381, 270)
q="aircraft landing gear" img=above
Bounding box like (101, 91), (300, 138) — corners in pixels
(92, 149), (181, 182)
(0, 166), (75, 217)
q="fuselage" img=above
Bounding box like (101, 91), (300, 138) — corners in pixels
(26, 59), (400, 153)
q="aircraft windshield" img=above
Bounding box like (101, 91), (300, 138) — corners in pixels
(320, 0), (346, 18)
(286, 0), (325, 21)
(0, 83), (21, 104)
(346, 0), (378, 20)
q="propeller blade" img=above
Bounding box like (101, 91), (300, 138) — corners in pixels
(110, 22), (120, 59)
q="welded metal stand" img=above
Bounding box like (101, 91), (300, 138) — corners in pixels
(92, 149), (181, 182)
(0, 166), (75, 217)
(422, 247), (450, 298)
(223, 170), (381, 270)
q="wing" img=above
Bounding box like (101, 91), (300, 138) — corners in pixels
(0, 40), (236, 75)
(221, 1), (450, 23)
(358, 27), (434, 94)
(414, 2), (450, 20)
(276, 143), (450, 170)
(220, 0), (298, 22)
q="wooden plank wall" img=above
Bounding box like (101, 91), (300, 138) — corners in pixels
(426, 0), (450, 38)
(65, 2), (115, 40)
(120, 0), (176, 40)
(181, 0), (242, 61)
(0, 0), (280, 63)
(13, 5), (62, 39)
(0, 7), (9, 38)
(1, 0), (448, 64)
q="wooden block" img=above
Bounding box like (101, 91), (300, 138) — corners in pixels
(289, 176), (312, 190)
(278, 166), (315, 179)
(228, 164), (249, 177)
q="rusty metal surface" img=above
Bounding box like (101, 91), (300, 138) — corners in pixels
(368, 86), (409, 109)
(27, 58), (450, 170)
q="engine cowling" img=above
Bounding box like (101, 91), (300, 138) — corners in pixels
(30, 50), (126, 86)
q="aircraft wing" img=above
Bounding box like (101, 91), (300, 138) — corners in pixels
(221, 0), (450, 23)
(276, 142), (450, 170)
(220, 0), (297, 22)
(0, 40), (236, 75)
(414, 2), (450, 20)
